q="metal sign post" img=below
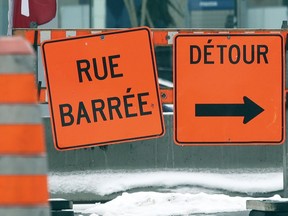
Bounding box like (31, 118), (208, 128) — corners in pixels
(283, 107), (288, 197)
(282, 20), (288, 198)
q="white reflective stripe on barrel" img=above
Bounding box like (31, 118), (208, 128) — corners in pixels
(0, 105), (41, 124)
(0, 55), (35, 73)
(0, 206), (50, 216)
(0, 156), (47, 175)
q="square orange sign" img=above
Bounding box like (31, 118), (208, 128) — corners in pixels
(42, 27), (165, 150)
(174, 33), (285, 145)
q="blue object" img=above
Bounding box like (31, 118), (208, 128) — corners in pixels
(188, 0), (235, 11)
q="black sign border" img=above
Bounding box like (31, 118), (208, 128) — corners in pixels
(42, 27), (165, 150)
(174, 33), (285, 145)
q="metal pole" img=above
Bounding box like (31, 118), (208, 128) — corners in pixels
(284, 100), (288, 197)
(282, 20), (288, 197)
(236, 0), (247, 28)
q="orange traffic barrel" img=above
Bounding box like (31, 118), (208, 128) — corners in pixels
(0, 37), (50, 215)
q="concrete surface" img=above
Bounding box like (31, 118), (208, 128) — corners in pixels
(44, 114), (283, 171)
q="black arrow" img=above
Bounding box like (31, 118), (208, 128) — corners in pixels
(195, 96), (264, 124)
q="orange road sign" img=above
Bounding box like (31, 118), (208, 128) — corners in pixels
(41, 27), (165, 150)
(174, 33), (285, 145)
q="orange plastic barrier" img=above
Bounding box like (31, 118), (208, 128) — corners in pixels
(0, 37), (50, 215)
(13, 28), (286, 46)
(13, 28), (288, 106)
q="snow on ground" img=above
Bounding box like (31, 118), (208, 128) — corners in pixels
(74, 193), (285, 216)
(49, 168), (283, 196)
(49, 168), (285, 215)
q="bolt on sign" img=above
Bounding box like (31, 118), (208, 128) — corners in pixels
(41, 27), (165, 150)
(174, 33), (285, 145)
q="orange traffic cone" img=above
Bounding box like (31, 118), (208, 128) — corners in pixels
(0, 37), (50, 216)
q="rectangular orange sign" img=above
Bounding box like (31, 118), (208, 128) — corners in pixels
(41, 27), (165, 150)
(174, 33), (285, 145)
